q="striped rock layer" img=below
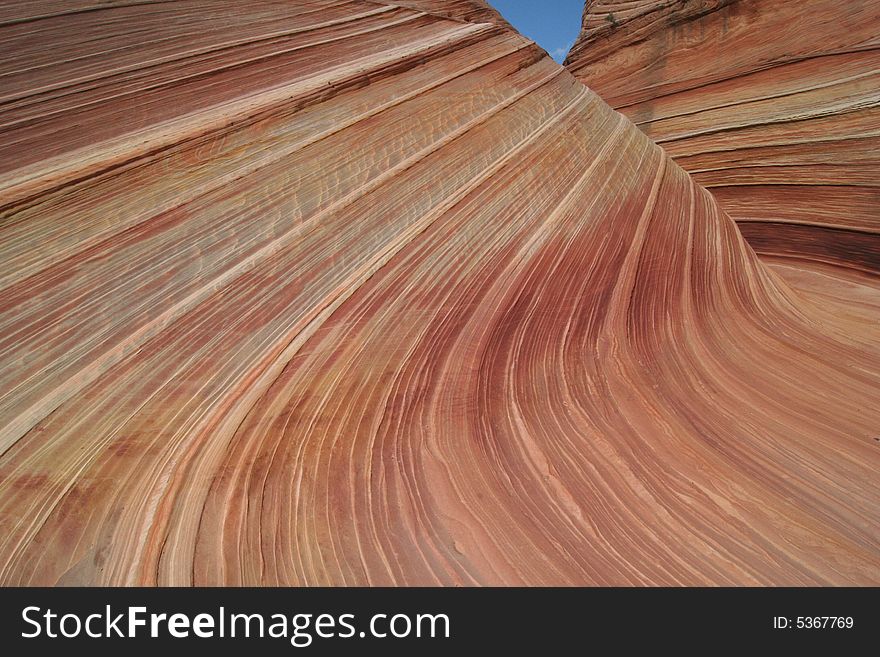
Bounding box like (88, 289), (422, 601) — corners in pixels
(566, 0), (880, 274)
(0, 1), (878, 585)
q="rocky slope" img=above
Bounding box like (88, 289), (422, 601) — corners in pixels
(566, 0), (880, 274)
(0, 1), (877, 585)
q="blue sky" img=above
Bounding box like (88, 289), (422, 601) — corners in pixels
(487, 0), (583, 63)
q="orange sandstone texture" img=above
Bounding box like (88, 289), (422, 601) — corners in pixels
(0, 1), (878, 585)
(566, 0), (880, 274)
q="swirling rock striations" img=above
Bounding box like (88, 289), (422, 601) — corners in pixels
(0, 1), (878, 585)
(566, 0), (880, 274)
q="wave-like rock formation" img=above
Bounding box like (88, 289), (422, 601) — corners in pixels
(0, 1), (878, 585)
(566, 0), (880, 274)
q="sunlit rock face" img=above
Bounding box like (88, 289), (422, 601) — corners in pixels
(566, 0), (880, 275)
(0, 1), (877, 585)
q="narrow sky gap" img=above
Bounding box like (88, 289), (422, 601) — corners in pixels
(487, 0), (583, 63)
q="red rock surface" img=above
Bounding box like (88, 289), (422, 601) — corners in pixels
(0, 1), (877, 585)
(566, 0), (880, 274)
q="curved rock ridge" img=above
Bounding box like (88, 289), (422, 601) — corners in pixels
(372, 0), (510, 25)
(566, 0), (880, 274)
(0, 1), (878, 585)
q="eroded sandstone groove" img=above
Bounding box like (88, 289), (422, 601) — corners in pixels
(0, 1), (877, 585)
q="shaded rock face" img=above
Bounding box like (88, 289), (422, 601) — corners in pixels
(567, 0), (880, 274)
(0, 1), (878, 585)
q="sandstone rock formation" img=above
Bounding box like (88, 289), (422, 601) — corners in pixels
(566, 0), (880, 274)
(0, 1), (877, 585)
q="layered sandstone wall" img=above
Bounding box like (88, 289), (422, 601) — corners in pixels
(567, 0), (880, 274)
(0, 1), (877, 585)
